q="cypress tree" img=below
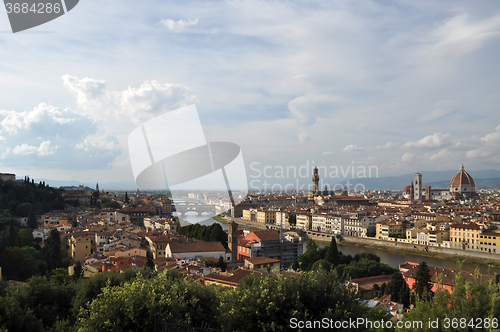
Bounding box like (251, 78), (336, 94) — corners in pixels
(27, 206), (37, 229)
(414, 261), (432, 299)
(325, 237), (340, 265)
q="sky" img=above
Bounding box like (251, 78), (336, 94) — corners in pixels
(1, 0), (500, 190)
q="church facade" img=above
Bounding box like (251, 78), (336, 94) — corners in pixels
(403, 163), (478, 201)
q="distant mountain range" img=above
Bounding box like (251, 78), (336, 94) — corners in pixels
(27, 169), (500, 191)
(334, 169), (500, 190)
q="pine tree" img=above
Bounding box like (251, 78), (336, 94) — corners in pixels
(387, 271), (406, 302)
(27, 206), (37, 229)
(400, 282), (411, 308)
(325, 237), (340, 265)
(124, 191), (130, 204)
(73, 261), (83, 281)
(44, 228), (62, 271)
(414, 261), (432, 299)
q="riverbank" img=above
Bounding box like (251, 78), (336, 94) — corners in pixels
(215, 216), (262, 230)
(310, 236), (500, 269)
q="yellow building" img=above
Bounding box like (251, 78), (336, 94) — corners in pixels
(449, 223), (482, 250)
(257, 210), (276, 224)
(145, 234), (170, 259)
(376, 220), (404, 239)
(68, 232), (96, 262)
(478, 231), (500, 254)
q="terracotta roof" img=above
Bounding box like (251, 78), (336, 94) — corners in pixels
(401, 262), (489, 286)
(168, 241), (225, 254)
(204, 268), (257, 286)
(450, 223), (481, 230)
(249, 230), (281, 241)
(245, 257), (280, 265)
(450, 163), (475, 187)
(350, 275), (393, 293)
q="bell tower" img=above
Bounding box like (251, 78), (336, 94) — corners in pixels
(414, 173), (422, 200)
(228, 221), (239, 262)
(312, 167), (319, 194)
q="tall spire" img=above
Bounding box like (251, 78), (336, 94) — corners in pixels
(460, 162), (464, 172)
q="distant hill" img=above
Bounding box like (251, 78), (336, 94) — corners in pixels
(34, 179), (138, 191)
(333, 169), (500, 190)
(29, 169), (500, 191)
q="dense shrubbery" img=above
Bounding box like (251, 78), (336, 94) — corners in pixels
(398, 269), (500, 332)
(296, 238), (396, 281)
(177, 223), (228, 248)
(0, 178), (65, 219)
(0, 268), (371, 332)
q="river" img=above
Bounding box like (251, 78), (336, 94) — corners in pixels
(200, 218), (500, 275)
(312, 240), (500, 275)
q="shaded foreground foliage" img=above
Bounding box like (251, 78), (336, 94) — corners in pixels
(397, 268), (500, 332)
(0, 268), (375, 332)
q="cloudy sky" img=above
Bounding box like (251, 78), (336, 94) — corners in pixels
(1, 0), (500, 189)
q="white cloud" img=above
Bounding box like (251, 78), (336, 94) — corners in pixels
(13, 143), (37, 155)
(404, 133), (451, 148)
(37, 140), (55, 156)
(401, 152), (416, 164)
(62, 75), (106, 105)
(0, 103), (90, 138)
(376, 142), (398, 149)
(466, 124), (500, 160)
(0, 103), (120, 169)
(426, 13), (500, 56)
(75, 134), (120, 153)
(62, 75), (197, 125)
(13, 140), (54, 156)
(342, 144), (363, 152)
(160, 18), (199, 32)
(322, 151), (332, 156)
(288, 95), (340, 127)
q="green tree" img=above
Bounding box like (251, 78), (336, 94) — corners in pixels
(399, 269), (500, 332)
(27, 205), (37, 229)
(0, 246), (39, 280)
(325, 237), (341, 265)
(387, 271), (406, 303)
(16, 228), (34, 247)
(44, 228), (62, 271)
(73, 261), (83, 281)
(217, 256), (227, 272)
(124, 191), (130, 204)
(413, 261), (432, 300)
(77, 271), (220, 332)
(299, 239), (323, 271)
(290, 258), (299, 271)
(220, 271), (367, 332)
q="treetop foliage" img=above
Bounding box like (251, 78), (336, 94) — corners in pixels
(178, 223), (228, 248)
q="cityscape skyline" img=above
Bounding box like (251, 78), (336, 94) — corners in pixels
(1, 1), (500, 190)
